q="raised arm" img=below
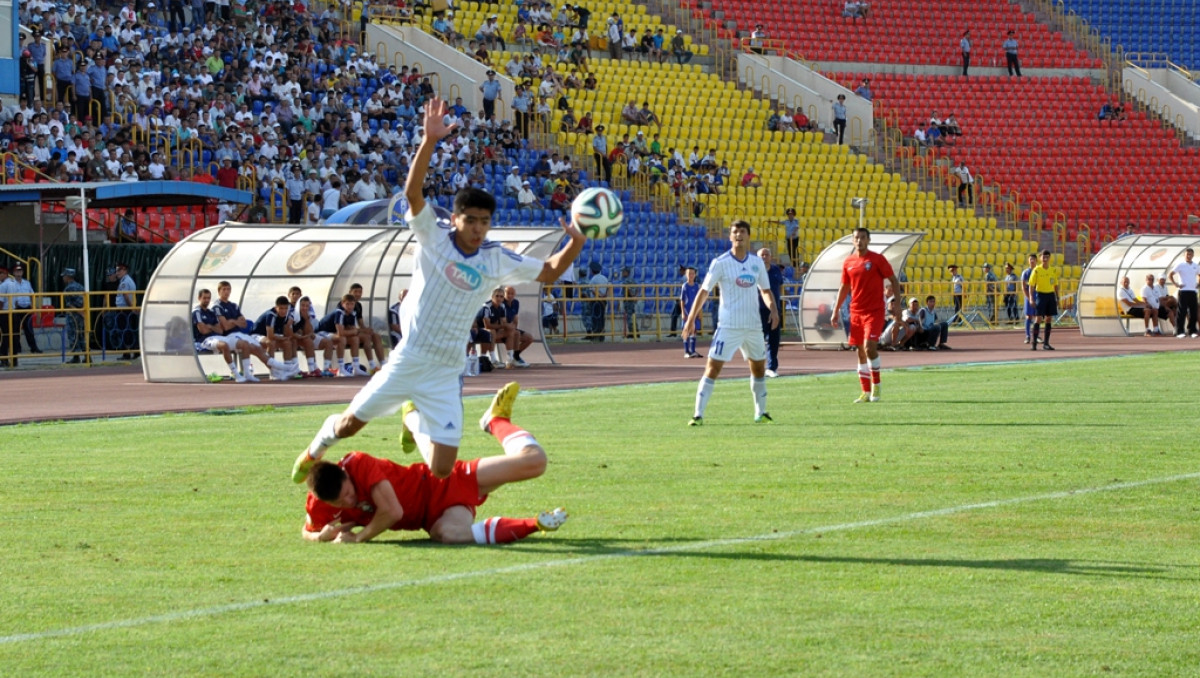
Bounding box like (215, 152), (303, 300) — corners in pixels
(405, 97), (458, 217)
(537, 215), (587, 283)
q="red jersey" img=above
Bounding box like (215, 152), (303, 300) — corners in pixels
(841, 249), (894, 316)
(304, 452), (486, 534)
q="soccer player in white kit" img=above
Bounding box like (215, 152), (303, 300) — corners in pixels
(682, 220), (779, 425)
(292, 97), (586, 482)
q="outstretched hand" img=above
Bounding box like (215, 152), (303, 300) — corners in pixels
(422, 97), (458, 142)
(558, 214), (585, 241)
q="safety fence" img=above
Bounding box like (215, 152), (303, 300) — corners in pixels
(0, 291), (141, 366)
(0, 276), (1081, 368)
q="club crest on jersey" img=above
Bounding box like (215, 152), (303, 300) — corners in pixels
(444, 262), (483, 291)
(864, 261), (872, 270)
(736, 273), (756, 288)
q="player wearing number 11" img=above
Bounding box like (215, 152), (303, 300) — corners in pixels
(832, 227), (902, 403)
(683, 220), (779, 426)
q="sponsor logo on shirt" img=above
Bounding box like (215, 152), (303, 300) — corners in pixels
(736, 273), (756, 288)
(444, 262), (483, 291)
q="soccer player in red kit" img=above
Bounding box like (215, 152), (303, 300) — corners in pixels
(302, 382), (568, 544)
(832, 228), (902, 403)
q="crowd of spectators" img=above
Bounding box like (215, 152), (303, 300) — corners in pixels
(9, 0), (563, 225)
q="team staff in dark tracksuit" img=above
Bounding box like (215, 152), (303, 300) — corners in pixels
(758, 247), (784, 377)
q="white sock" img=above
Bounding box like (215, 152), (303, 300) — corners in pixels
(308, 357), (318, 371)
(503, 434), (539, 456)
(751, 376), (767, 417)
(307, 413), (341, 460)
(694, 376), (715, 418)
(404, 407), (433, 464)
(324, 359), (333, 369)
(471, 518), (495, 544)
(242, 358), (253, 375)
(352, 357), (361, 368)
(266, 357), (283, 370)
(226, 360), (237, 377)
(369, 360), (379, 370)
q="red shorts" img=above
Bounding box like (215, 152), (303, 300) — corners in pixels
(420, 458), (489, 531)
(849, 311), (886, 347)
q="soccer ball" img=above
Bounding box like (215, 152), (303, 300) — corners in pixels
(571, 187), (624, 239)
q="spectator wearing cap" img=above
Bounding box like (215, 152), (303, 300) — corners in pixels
(504, 165), (524, 196)
(479, 69), (502, 121)
(216, 157), (238, 188)
(947, 263), (965, 322)
(51, 51), (74, 104)
(285, 165), (306, 223)
(670, 29), (692, 64)
(26, 31), (45, 101)
(107, 262), (139, 359)
(1, 262), (41, 356)
(61, 268), (86, 362)
(72, 62), (92, 122)
(87, 57), (109, 121)
(516, 179), (539, 210)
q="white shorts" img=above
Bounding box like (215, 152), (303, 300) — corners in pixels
(225, 331), (255, 346)
(196, 336), (232, 353)
(708, 325), (766, 363)
(347, 358), (466, 447)
(316, 331), (337, 343)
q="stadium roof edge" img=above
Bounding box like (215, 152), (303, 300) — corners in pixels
(0, 181), (252, 207)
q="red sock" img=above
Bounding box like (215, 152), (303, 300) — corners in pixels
(475, 516), (538, 544)
(871, 369), (880, 385)
(857, 366), (871, 392)
(488, 417), (525, 442)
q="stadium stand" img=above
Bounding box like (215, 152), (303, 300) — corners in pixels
(700, 0), (1100, 69)
(1059, 0), (1200, 69)
(836, 71), (1200, 247)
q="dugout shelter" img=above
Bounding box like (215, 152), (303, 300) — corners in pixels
(796, 232), (924, 347)
(1076, 234), (1200, 337)
(139, 218), (565, 383)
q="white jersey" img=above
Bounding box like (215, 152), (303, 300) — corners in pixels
(700, 250), (769, 330)
(1142, 284), (1161, 309)
(397, 204), (544, 367)
(1172, 260), (1200, 292)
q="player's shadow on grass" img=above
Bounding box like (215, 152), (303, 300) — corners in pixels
(496, 541), (1194, 580)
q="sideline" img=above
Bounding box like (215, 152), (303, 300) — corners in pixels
(3, 470), (1197, 645)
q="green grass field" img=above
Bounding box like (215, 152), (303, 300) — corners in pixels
(3, 353), (1199, 677)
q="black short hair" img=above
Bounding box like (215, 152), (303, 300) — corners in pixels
(731, 219), (751, 234)
(453, 187), (497, 215)
(854, 226), (870, 238)
(307, 461), (347, 501)
(349, 283), (363, 292)
(275, 295), (289, 306)
(197, 288), (210, 299)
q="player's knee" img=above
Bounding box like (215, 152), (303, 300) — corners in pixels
(428, 522), (469, 544)
(515, 445), (547, 478)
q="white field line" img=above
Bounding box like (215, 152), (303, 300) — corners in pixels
(3, 471), (1197, 646)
